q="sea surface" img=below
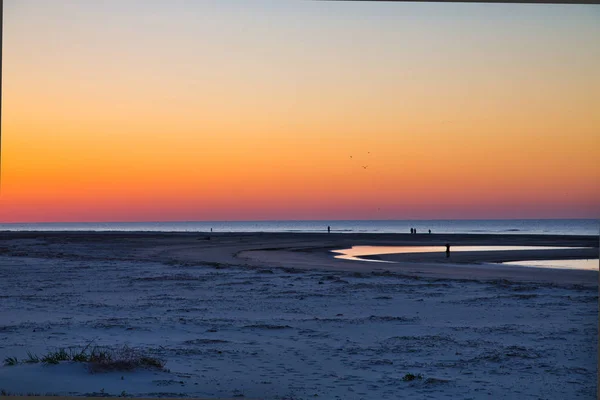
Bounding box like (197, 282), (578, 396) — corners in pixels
(0, 219), (598, 236)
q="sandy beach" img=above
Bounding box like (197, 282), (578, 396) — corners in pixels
(0, 232), (598, 398)
(2, 231), (595, 285)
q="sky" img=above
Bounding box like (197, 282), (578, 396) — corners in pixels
(1, 0), (599, 223)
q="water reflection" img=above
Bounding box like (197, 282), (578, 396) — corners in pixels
(501, 259), (599, 271)
(332, 245), (590, 262)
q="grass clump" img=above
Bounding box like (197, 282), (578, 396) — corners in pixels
(87, 345), (165, 373)
(40, 348), (70, 365)
(139, 356), (164, 369)
(2, 343), (166, 373)
(71, 352), (89, 362)
(3, 357), (18, 366)
(25, 351), (40, 364)
(402, 373), (423, 382)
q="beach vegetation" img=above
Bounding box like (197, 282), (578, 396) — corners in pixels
(402, 373), (423, 382)
(2, 344), (166, 373)
(25, 351), (40, 364)
(3, 357), (18, 366)
(87, 345), (165, 373)
(41, 348), (70, 364)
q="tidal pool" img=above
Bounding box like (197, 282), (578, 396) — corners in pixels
(500, 259), (599, 271)
(332, 245), (591, 262)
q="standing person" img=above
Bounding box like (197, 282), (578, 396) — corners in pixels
(328, 226), (331, 233)
(428, 229), (431, 234)
(446, 244), (451, 258)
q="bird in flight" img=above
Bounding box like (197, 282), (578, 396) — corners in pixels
(362, 166), (368, 169)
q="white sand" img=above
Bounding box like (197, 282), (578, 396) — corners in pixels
(0, 232), (597, 399)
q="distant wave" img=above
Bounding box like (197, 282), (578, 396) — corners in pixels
(281, 229), (357, 233)
(467, 229), (521, 233)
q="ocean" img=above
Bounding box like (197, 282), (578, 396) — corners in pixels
(0, 219), (598, 236)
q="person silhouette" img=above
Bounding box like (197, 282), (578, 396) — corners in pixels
(446, 244), (450, 258)
(327, 226), (331, 233)
(428, 229), (431, 234)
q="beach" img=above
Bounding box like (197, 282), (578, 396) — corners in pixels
(0, 232), (598, 398)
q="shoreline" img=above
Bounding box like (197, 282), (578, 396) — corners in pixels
(1, 231), (597, 287)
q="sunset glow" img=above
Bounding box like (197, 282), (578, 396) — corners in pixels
(1, 1), (599, 222)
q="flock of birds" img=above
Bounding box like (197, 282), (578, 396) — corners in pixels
(349, 151), (370, 170)
(349, 151), (381, 212)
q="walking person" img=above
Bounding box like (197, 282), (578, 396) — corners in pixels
(328, 225), (331, 234)
(446, 243), (451, 258)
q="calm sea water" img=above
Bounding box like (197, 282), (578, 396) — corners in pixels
(0, 219), (598, 236)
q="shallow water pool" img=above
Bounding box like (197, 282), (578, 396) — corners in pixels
(500, 259), (599, 271)
(332, 245), (591, 262)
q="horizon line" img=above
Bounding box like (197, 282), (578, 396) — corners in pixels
(0, 217), (598, 225)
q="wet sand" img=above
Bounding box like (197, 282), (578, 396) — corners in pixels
(1, 231), (596, 287)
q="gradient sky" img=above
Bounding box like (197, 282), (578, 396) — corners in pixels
(1, 0), (599, 222)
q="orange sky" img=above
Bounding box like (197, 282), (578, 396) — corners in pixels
(1, 1), (599, 222)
